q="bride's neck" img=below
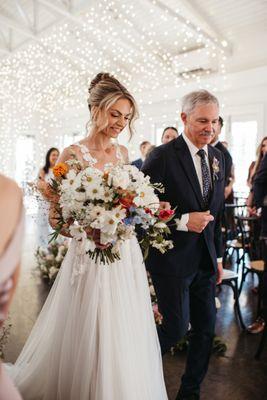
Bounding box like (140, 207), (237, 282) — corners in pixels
(86, 130), (113, 151)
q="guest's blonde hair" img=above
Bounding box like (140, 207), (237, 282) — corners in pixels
(87, 72), (138, 138)
(253, 136), (267, 176)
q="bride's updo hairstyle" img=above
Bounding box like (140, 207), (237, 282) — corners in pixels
(87, 72), (138, 138)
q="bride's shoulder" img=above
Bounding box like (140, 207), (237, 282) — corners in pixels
(58, 143), (81, 163)
(0, 175), (22, 254)
(0, 175), (21, 205)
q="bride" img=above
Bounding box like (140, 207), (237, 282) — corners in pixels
(8, 73), (168, 400)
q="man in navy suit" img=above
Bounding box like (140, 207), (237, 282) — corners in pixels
(131, 140), (151, 170)
(142, 90), (225, 400)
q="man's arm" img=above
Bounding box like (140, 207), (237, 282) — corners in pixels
(253, 154), (267, 208)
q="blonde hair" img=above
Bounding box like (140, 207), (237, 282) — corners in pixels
(87, 72), (138, 138)
(253, 136), (267, 176)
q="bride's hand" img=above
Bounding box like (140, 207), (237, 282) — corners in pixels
(85, 228), (111, 250)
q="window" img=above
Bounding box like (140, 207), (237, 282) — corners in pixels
(230, 120), (257, 195)
(15, 135), (35, 186)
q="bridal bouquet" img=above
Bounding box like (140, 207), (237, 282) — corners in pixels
(50, 158), (174, 264)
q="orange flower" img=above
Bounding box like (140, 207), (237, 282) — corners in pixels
(53, 162), (69, 178)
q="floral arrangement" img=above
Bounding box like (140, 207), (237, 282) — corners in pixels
(35, 240), (68, 285)
(49, 157), (175, 264)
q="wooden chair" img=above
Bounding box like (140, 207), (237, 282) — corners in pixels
(218, 268), (246, 330)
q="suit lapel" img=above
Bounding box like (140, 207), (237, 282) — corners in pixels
(174, 136), (205, 209)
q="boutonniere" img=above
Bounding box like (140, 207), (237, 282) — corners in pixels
(212, 157), (220, 180)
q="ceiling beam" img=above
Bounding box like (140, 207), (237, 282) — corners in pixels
(148, 0), (232, 54)
(0, 14), (37, 40)
(0, 46), (10, 54)
(38, 0), (84, 25)
(13, 0), (33, 29)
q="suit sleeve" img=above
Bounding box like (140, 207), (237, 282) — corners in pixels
(224, 151), (233, 185)
(253, 155), (267, 208)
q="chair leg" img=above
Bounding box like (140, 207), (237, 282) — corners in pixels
(232, 278), (246, 330)
(222, 279), (246, 330)
(239, 264), (249, 295)
(255, 326), (267, 360)
(256, 273), (264, 318)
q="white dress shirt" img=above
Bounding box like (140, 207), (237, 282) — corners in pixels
(177, 133), (211, 232)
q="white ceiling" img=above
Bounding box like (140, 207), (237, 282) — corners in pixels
(0, 0), (266, 112)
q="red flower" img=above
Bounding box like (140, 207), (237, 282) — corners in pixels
(119, 196), (134, 209)
(145, 208), (153, 215)
(158, 209), (174, 221)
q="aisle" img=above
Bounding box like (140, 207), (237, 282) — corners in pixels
(4, 215), (267, 400)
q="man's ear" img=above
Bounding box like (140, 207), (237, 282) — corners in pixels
(181, 112), (187, 124)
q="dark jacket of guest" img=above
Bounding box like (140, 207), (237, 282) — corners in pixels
(131, 158), (143, 170)
(253, 154), (267, 238)
(215, 141), (233, 186)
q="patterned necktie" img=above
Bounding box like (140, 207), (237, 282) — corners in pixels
(197, 149), (211, 207)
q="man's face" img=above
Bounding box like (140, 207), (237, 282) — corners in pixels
(181, 103), (219, 148)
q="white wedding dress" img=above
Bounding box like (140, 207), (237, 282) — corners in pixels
(7, 144), (168, 400)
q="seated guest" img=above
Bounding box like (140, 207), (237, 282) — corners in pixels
(0, 174), (24, 400)
(161, 126), (178, 144)
(211, 116), (234, 201)
(131, 140), (151, 170)
(247, 153), (267, 333)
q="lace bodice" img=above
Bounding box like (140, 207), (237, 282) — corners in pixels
(74, 141), (125, 169)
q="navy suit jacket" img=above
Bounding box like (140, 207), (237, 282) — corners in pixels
(141, 135), (225, 277)
(131, 158), (143, 170)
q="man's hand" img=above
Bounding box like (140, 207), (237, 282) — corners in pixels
(224, 185), (232, 199)
(186, 211), (214, 233)
(247, 206), (257, 216)
(216, 261), (223, 285)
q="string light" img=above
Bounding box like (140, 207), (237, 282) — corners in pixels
(0, 1), (228, 173)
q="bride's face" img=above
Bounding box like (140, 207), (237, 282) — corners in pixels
(104, 98), (132, 138)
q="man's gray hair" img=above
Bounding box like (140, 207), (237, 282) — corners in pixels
(181, 90), (219, 115)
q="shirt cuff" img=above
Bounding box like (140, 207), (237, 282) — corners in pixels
(176, 213), (189, 232)
(217, 257), (222, 263)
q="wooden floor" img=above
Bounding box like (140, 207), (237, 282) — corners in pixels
(4, 215), (267, 400)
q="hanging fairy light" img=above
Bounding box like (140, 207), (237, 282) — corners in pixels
(0, 0), (229, 173)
